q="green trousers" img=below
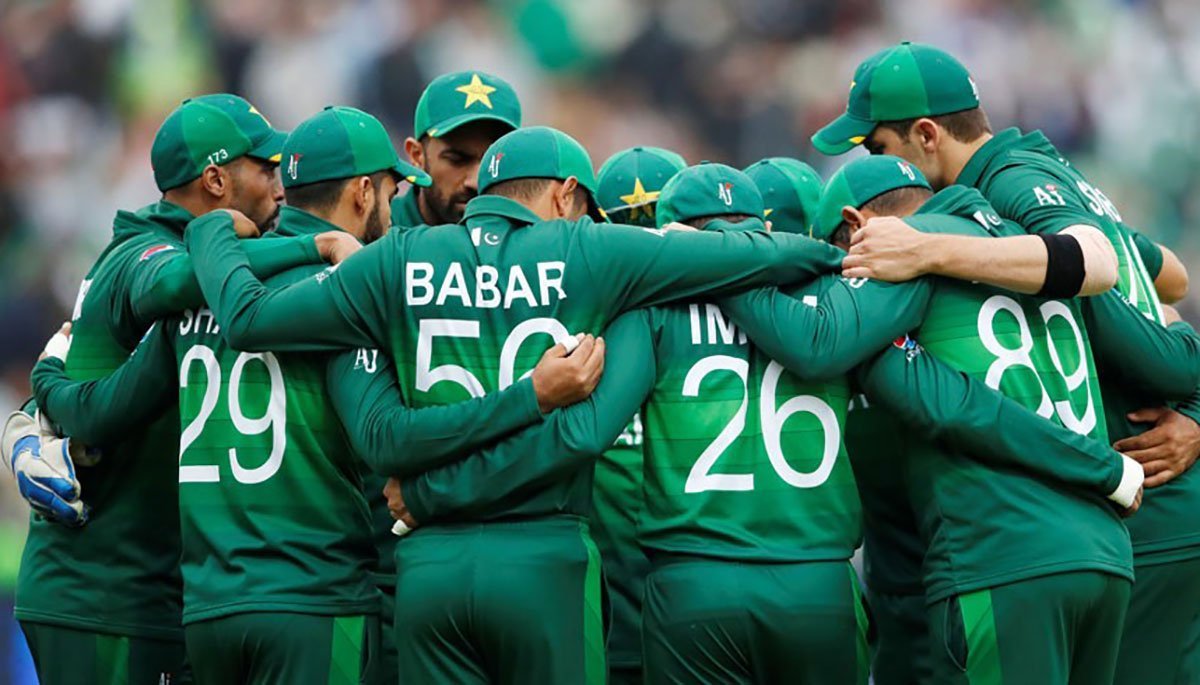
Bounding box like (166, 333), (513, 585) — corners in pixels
(362, 585), (398, 685)
(20, 621), (190, 685)
(868, 590), (931, 685)
(392, 517), (606, 684)
(184, 612), (375, 685)
(928, 571), (1129, 684)
(642, 558), (868, 684)
(1114, 555), (1200, 685)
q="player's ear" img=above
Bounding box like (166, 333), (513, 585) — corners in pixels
(404, 137), (426, 169)
(199, 164), (228, 200)
(555, 176), (582, 219)
(841, 205), (867, 230)
(915, 118), (939, 153)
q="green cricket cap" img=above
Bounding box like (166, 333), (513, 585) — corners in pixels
(281, 106), (431, 189)
(813, 154), (931, 241)
(743, 157), (823, 236)
(813, 42), (979, 155)
(151, 93), (287, 191)
(656, 162), (765, 228)
(413, 71), (521, 139)
(595, 146), (687, 227)
(477, 126), (604, 221)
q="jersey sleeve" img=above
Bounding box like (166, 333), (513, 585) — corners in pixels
(579, 224), (845, 313)
(30, 324), (177, 447)
(185, 211), (386, 352)
(857, 342), (1124, 496)
(129, 235), (321, 325)
(720, 277), (931, 379)
(985, 166), (1102, 236)
(325, 348), (544, 478)
(1083, 291), (1200, 400)
(1129, 229), (1164, 280)
(400, 309), (657, 524)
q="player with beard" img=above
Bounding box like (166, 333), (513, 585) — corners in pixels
(28, 106), (604, 685)
(391, 71), (522, 228)
(0, 94), (370, 685)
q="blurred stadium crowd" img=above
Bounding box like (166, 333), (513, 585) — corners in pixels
(2, 0), (1200, 678)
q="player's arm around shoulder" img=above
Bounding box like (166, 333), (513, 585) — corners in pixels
(986, 165), (1118, 295)
(31, 321), (177, 447)
(856, 336), (1140, 509)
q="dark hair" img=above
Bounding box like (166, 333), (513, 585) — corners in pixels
(683, 213), (755, 230)
(285, 171), (391, 213)
(830, 186), (934, 245)
(485, 177), (589, 209)
(877, 107), (992, 144)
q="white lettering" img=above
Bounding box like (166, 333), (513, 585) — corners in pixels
(538, 261), (567, 305)
(406, 263), (434, 305)
(475, 265), (501, 308)
(436, 262), (470, 307)
(504, 265), (538, 309)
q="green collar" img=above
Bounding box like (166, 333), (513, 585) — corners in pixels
(954, 127), (1022, 189)
(274, 205), (350, 238)
(144, 199), (195, 235)
(462, 195), (544, 226)
(391, 187), (426, 229)
(115, 199), (195, 240)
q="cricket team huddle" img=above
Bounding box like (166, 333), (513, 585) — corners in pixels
(5, 40), (1200, 685)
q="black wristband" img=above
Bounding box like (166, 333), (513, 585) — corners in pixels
(1037, 232), (1086, 298)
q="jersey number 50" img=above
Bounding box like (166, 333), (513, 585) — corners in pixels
(684, 356), (839, 493)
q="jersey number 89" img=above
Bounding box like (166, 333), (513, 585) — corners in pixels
(683, 357), (839, 493)
(977, 295), (1096, 435)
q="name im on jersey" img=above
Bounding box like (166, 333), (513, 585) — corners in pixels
(405, 261), (567, 309)
(178, 308), (221, 336)
(689, 304), (747, 346)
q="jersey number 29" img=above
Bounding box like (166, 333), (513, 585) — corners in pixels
(178, 344), (287, 484)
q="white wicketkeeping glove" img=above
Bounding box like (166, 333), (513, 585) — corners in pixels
(3, 411), (88, 527)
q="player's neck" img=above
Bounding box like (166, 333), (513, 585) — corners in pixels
(941, 133), (993, 186)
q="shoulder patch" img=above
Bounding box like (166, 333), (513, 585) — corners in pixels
(139, 244), (176, 261)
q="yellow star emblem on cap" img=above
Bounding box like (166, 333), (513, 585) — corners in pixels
(457, 74), (497, 110)
(620, 178), (660, 220)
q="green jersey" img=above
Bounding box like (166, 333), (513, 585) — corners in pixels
(844, 394), (924, 596)
(33, 204), (550, 624)
(634, 299), (858, 562)
(183, 195), (846, 523)
(957, 127), (1162, 320)
(722, 186), (1134, 603)
(957, 127), (1200, 563)
(18, 200), (319, 640)
(589, 416), (647, 670)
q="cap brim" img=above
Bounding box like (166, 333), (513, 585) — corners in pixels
(248, 129), (288, 163)
(811, 112), (877, 156)
(394, 159), (433, 187)
(427, 112), (518, 139)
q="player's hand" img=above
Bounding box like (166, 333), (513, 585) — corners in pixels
(39, 322), (71, 361)
(315, 231), (362, 265)
(2, 412), (88, 527)
(384, 477), (418, 531)
(530, 334), (606, 414)
(215, 209), (260, 238)
(842, 216), (931, 282)
(1163, 304), (1183, 325)
(1121, 486), (1143, 518)
(1114, 407), (1200, 488)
